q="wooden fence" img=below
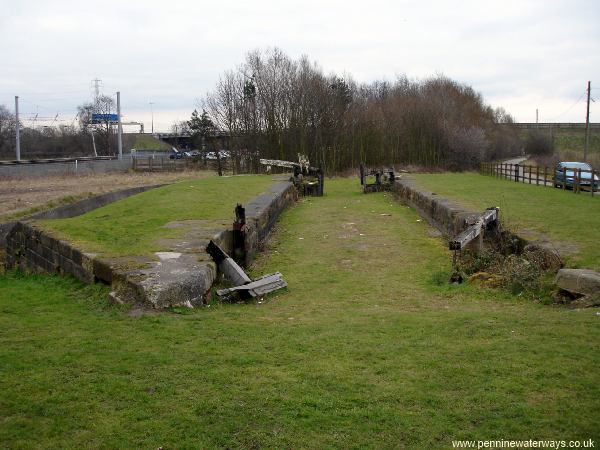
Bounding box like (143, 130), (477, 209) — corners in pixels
(480, 162), (598, 195)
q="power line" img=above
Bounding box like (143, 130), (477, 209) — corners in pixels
(546, 91), (587, 121)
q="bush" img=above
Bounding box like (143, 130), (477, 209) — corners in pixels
(524, 130), (554, 156)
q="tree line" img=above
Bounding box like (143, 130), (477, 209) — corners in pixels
(1, 48), (523, 167)
(197, 48), (522, 172)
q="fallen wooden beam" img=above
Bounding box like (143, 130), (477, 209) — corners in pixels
(449, 207), (499, 251)
(207, 240), (287, 301)
(216, 272), (287, 301)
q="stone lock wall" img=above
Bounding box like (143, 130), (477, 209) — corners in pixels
(242, 180), (298, 265)
(392, 178), (480, 236)
(5, 179), (299, 308)
(6, 221), (96, 283)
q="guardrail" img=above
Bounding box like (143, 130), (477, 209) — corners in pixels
(480, 162), (598, 196)
(511, 123), (600, 129)
(0, 156), (114, 166)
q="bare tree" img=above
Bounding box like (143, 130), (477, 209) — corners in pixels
(198, 48), (521, 172)
(0, 105), (17, 157)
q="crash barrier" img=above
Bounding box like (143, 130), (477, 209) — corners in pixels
(0, 156), (114, 165)
(5, 179), (298, 309)
(480, 162), (598, 195)
(0, 158), (132, 180)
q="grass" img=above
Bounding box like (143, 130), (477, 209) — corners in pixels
(126, 133), (172, 151)
(0, 170), (215, 221)
(552, 128), (600, 155)
(520, 128), (600, 156)
(520, 128), (600, 168)
(1, 178), (599, 448)
(411, 173), (600, 270)
(38, 175), (275, 257)
(0, 193), (96, 221)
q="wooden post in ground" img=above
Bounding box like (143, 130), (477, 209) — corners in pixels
(563, 167), (566, 190)
(536, 166), (540, 185)
(544, 166), (548, 187)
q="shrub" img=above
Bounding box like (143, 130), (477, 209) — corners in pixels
(524, 130), (554, 156)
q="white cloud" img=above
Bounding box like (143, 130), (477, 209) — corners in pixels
(0, 0), (598, 130)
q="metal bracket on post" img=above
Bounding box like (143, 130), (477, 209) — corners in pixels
(359, 164), (396, 193)
(259, 156), (324, 196)
(232, 203), (246, 264)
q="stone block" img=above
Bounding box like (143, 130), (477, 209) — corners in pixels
(93, 258), (113, 283)
(556, 269), (600, 296)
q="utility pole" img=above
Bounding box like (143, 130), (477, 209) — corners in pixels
(14, 96), (20, 161)
(117, 91), (123, 160)
(149, 101), (155, 134)
(584, 81), (591, 162)
(535, 108), (538, 126)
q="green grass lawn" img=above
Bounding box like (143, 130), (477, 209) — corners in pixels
(38, 175), (275, 257)
(411, 173), (600, 271)
(1, 179), (599, 448)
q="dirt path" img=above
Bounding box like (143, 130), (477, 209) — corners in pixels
(0, 170), (212, 221)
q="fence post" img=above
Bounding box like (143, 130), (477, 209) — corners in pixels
(562, 167), (566, 190)
(514, 164), (519, 182)
(536, 166), (539, 185)
(544, 166), (548, 187)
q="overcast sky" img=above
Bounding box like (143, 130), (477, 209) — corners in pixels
(1, 0), (598, 132)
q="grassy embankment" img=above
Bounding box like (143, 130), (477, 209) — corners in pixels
(124, 133), (172, 151)
(1, 178), (599, 448)
(37, 175), (275, 257)
(521, 128), (600, 167)
(552, 128), (600, 155)
(411, 173), (600, 270)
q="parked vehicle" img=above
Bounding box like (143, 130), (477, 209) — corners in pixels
(205, 150), (231, 160)
(169, 150), (183, 160)
(554, 161), (599, 189)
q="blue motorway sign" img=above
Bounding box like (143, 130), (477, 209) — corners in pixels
(91, 113), (118, 123)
